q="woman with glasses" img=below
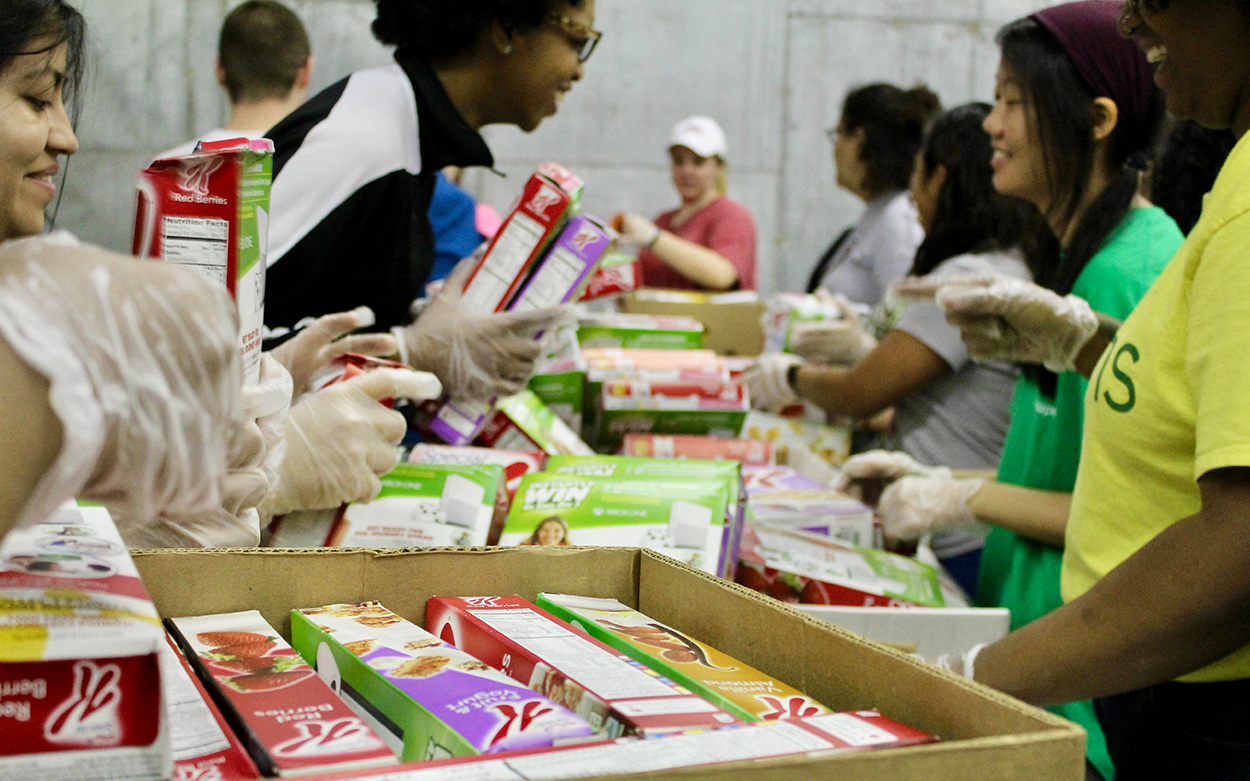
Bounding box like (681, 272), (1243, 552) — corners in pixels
(805, 83), (940, 307)
(262, 0), (601, 402)
(615, 116), (757, 291)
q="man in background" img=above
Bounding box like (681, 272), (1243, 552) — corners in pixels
(156, 0), (312, 158)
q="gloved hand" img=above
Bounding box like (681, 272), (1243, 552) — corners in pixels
(260, 367), (442, 518)
(0, 236), (243, 531)
(894, 273), (1098, 371)
(613, 213), (661, 248)
(835, 450), (952, 507)
(789, 293), (877, 365)
(269, 306), (397, 397)
(745, 353), (803, 411)
(926, 643), (987, 680)
(399, 259), (569, 403)
(877, 475), (984, 542)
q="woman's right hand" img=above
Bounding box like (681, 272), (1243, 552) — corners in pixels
(835, 449), (952, 506)
(613, 213), (660, 247)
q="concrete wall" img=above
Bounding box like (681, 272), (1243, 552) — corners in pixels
(64, 0), (1062, 294)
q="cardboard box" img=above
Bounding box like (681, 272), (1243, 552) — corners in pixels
(166, 611), (394, 776)
(737, 525), (946, 608)
(621, 290), (765, 357)
(0, 503), (169, 781)
(538, 594), (832, 723)
(134, 137), (273, 383)
(289, 603), (593, 762)
(426, 596), (741, 737)
(622, 434), (774, 466)
(500, 473), (731, 576)
(475, 391), (595, 456)
(130, 547), (1085, 780)
(577, 314), (704, 350)
(160, 634), (260, 780)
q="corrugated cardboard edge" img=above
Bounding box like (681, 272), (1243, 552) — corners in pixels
(132, 546), (1084, 780)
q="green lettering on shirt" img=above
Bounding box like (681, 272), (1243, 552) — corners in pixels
(1103, 342), (1139, 413)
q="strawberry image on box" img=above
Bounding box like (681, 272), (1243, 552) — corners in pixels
(166, 611), (394, 777)
(427, 596), (742, 738)
(0, 503), (169, 781)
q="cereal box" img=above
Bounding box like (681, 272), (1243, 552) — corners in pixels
(426, 596), (740, 738)
(166, 610), (393, 777)
(622, 434), (774, 466)
(590, 380), (750, 452)
(290, 603), (593, 762)
(0, 503), (169, 781)
(134, 137), (273, 384)
(537, 594), (832, 724)
(474, 391), (594, 457)
(577, 313), (704, 350)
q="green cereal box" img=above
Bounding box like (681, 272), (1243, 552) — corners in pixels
(500, 473), (731, 576)
(577, 314), (704, 350)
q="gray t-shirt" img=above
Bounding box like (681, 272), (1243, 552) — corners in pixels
(819, 190), (923, 307)
(886, 249), (1031, 558)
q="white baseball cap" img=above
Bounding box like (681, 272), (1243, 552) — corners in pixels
(668, 115), (727, 159)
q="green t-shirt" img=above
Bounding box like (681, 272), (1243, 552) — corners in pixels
(976, 206), (1183, 781)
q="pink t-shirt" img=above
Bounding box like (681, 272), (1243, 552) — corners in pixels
(638, 196), (757, 291)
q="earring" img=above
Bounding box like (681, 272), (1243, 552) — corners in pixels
(502, 43), (514, 54)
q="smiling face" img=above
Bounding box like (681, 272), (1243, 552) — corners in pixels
(494, 0), (595, 133)
(1122, 0), (1250, 135)
(535, 518), (566, 546)
(0, 39), (78, 241)
(669, 145), (721, 204)
(983, 62), (1050, 211)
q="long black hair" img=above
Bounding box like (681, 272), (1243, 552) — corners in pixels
(372, 0), (590, 63)
(998, 17), (1165, 395)
(0, 0), (86, 117)
(909, 102), (1049, 280)
(1149, 119), (1236, 235)
(840, 83), (942, 197)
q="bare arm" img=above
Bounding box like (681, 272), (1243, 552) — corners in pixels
(1073, 313), (1123, 378)
(649, 230), (739, 291)
(793, 329), (950, 419)
(975, 466), (1250, 706)
(966, 482), (1071, 549)
(0, 335), (62, 532)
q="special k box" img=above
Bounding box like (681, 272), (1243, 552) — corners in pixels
(290, 602), (593, 762)
(134, 137), (273, 384)
(622, 434), (774, 466)
(407, 444), (544, 513)
(131, 548), (1086, 779)
(160, 634), (259, 781)
(537, 594), (832, 724)
(0, 502), (169, 781)
(460, 172), (573, 314)
(426, 596), (740, 738)
(165, 611), (394, 777)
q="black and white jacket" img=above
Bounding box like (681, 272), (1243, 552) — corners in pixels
(263, 50), (493, 335)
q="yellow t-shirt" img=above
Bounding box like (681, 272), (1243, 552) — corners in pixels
(1063, 131), (1250, 682)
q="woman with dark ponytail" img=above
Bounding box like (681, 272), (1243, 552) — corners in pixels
(838, 4), (1182, 778)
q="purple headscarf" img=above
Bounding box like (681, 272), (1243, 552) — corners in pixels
(1031, 0), (1157, 135)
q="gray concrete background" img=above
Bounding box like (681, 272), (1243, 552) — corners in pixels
(63, 0), (1062, 295)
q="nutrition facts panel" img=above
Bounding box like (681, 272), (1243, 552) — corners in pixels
(462, 212), (545, 311)
(511, 246), (585, 311)
(161, 216), (229, 285)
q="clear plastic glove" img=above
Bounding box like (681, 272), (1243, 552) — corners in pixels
(0, 236), (243, 531)
(613, 213), (660, 248)
(745, 353), (803, 411)
(926, 643), (987, 680)
(260, 367), (442, 517)
(269, 306), (397, 397)
(399, 259), (569, 403)
(894, 273), (1098, 371)
(836, 449), (951, 489)
(877, 476), (984, 542)
(790, 294), (877, 365)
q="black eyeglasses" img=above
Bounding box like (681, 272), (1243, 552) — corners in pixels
(546, 13), (602, 63)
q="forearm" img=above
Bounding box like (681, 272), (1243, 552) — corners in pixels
(650, 231), (739, 290)
(793, 364), (886, 420)
(975, 470), (1250, 705)
(1073, 314), (1122, 378)
(0, 335), (63, 531)
(966, 482), (1070, 548)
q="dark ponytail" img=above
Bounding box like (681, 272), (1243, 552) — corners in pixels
(998, 18), (1165, 396)
(840, 83), (942, 196)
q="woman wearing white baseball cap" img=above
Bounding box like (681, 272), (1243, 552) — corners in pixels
(614, 115), (757, 291)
